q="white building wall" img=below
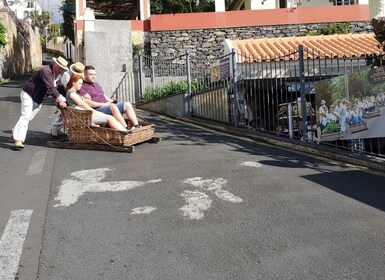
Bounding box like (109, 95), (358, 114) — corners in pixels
(6, 0), (43, 21)
(369, 0), (385, 18)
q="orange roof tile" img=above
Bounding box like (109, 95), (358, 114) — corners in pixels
(232, 33), (383, 62)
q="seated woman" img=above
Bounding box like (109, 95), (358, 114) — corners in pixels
(65, 74), (128, 132)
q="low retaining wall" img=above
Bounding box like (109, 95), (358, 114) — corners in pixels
(0, 8), (41, 80)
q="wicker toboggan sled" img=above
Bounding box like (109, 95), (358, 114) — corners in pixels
(47, 107), (160, 152)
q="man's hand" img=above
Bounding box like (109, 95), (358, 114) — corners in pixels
(57, 99), (67, 108)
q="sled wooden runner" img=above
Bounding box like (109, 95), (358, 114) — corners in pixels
(47, 107), (160, 152)
(47, 137), (161, 153)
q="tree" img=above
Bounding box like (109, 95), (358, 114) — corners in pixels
(86, 0), (139, 19)
(30, 11), (51, 33)
(30, 11), (51, 45)
(150, 0), (214, 14)
(61, 0), (76, 42)
(85, 0), (237, 19)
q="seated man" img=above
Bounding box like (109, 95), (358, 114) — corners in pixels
(78, 65), (141, 130)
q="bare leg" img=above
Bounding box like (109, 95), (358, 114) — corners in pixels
(124, 102), (139, 126)
(107, 116), (127, 131)
(110, 105), (127, 128)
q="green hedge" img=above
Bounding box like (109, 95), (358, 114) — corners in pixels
(143, 77), (211, 102)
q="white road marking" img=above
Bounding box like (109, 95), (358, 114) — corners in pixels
(0, 209), (33, 280)
(26, 151), (48, 175)
(130, 206), (157, 214)
(179, 190), (212, 220)
(54, 168), (161, 207)
(180, 177), (242, 219)
(184, 177), (243, 203)
(240, 161), (262, 168)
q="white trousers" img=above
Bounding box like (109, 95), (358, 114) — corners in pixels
(12, 90), (42, 142)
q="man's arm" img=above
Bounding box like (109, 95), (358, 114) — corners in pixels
(82, 93), (112, 109)
(40, 67), (67, 108)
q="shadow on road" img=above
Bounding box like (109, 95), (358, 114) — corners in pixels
(303, 170), (385, 211)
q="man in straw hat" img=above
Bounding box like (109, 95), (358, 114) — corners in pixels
(61, 62), (85, 88)
(12, 56), (69, 149)
(51, 61), (86, 137)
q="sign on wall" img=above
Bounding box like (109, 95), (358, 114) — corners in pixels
(210, 57), (231, 82)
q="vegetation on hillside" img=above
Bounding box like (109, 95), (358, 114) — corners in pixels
(0, 22), (7, 47)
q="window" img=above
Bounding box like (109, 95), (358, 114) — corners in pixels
(334, 0), (355, 5)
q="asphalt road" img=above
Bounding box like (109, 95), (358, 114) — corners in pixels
(1, 76), (385, 280)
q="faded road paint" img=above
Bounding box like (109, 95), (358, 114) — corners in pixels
(130, 206), (157, 214)
(0, 209), (33, 280)
(26, 151), (48, 176)
(180, 177), (242, 220)
(240, 161), (262, 168)
(54, 168), (161, 207)
(179, 190), (212, 220)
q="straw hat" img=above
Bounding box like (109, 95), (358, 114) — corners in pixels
(52, 56), (69, 70)
(70, 62), (85, 75)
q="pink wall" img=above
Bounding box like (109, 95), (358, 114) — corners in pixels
(131, 5), (369, 32)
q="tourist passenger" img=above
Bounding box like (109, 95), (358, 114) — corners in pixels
(79, 65), (141, 130)
(65, 74), (128, 132)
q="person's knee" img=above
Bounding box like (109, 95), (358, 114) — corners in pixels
(110, 105), (119, 113)
(124, 102), (133, 111)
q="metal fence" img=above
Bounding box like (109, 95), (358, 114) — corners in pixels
(111, 72), (138, 105)
(133, 49), (385, 158)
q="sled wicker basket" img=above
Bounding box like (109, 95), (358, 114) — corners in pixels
(321, 132), (341, 142)
(61, 107), (155, 146)
(346, 122), (368, 134)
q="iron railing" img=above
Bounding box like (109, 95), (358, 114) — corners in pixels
(130, 49), (385, 158)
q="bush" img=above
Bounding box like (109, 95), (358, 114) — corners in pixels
(322, 120), (341, 135)
(305, 23), (350, 36)
(0, 22), (8, 47)
(319, 23), (350, 35)
(142, 77), (211, 102)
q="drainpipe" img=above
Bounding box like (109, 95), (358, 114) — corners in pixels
(186, 50), (192, 117)
(299, 45), (308, 142)
(232, 48), (239, 127)
(138, 54), (144, 100)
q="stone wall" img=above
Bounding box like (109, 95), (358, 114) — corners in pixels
(0, 8), (41, 81)
(149, 21), (372, 61)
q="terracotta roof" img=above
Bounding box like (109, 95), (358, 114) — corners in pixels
(231, 33), (383, 62)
